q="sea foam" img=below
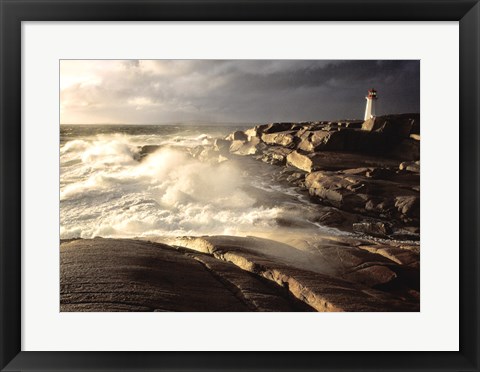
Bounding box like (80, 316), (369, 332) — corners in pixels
(60, 133), (280, 239)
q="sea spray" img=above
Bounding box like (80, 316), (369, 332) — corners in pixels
(60, 127), (283, 239)
(60, 124), (347, 244)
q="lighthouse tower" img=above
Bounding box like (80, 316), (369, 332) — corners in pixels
(364, 88), (378, 120)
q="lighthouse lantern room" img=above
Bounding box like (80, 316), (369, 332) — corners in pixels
(364, 88), (378, 120)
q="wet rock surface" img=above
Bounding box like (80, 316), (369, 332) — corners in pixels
(216, 114), (420, 239)
(61, 236), (419, 312)
(61, 238), (313, 312)
(168, 235), (419, 311)
(198, 114), (420, 310)
(135, 145), (162, 161)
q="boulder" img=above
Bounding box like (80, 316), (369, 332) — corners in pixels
(213, 138), (231, 154)
(286, 151), (320, 173)
(286, 150), (400, 173)
(305, 168), (419, 224)
(198, 147), (227, 163)
(286, 171), (306, 186)
(297, 130), (345, 152)
(263, 122), (295, 134)
(394, 196), (420, 219)
(353, 221), (393, 237)
(359, 245), (420, 268)
(322, 123), (339, 131)
(229, 140), (245, 153)
(261, 131), (298, 147)
(399, 161), (420, 173)
(226, 130), (248, 142)
(293, 127), (308, 140)
(305, 171), (369, 209)
(362, 114), (420, 139)
(135, 145), (161, 160)
(260, 146), (293, 165)
(230, 136), (267, 156)
(244, 124), (269, 139)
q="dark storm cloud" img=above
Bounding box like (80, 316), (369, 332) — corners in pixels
(60, 60), (419, 124)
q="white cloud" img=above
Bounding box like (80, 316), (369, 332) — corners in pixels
(128, 96), (154, 107)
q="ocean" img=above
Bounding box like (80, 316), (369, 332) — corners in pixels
(60, 124), (344, 242)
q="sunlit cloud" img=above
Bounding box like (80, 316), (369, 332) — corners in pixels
(60, 60), (420, 124)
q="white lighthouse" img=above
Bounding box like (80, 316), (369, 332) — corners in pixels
(364, 88), (378, 120)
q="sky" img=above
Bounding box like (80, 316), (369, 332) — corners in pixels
(60, 60), (420, 125)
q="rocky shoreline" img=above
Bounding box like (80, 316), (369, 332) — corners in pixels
(61, 235), (419, 312)
(190, 113), (420, 239)
(61, 114), (420, 312)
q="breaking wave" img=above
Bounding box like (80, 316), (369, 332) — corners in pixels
(60, 130), (283, 239)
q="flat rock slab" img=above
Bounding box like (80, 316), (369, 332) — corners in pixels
(61, 238), (311, 312)
(286, 150), (400, 173)
(304, 170), (419, 224)
(358, 245), (420, 269)
(172, 236), (419, 312)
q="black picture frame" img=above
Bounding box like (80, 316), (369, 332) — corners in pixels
(1, 0), (479, 371)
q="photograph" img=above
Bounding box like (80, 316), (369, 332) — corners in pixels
(60, 59), (420, 312)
